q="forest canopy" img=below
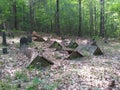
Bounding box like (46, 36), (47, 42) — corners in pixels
(0, 0), (120, 38)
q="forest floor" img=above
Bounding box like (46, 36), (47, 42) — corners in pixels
(0, 35), (120, 90)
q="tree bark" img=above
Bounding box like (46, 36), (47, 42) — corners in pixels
(94, 5), (97, 36)
(29, 0), (34, 33)
(78, 0), (82, 36)
(13, 0), (18, 30)
(56, 0), (60, 35)
(100, 0), (105, 37)
(89, 0), (94, 36)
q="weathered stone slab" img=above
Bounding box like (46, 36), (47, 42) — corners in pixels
(31, 31), (45, 42)
(63, 48), (74, 54)
(67, 41), (78, 49)
(67, 51), (84, 60)
(27, 55), (54, 69)
(87, 45), (103, 55)
(49, 41), (63, 50)
(2, 48), (8, 54)
(75, 44), (90, 56)
(20, 37), (28, 48)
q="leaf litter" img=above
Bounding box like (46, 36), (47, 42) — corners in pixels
(0, 36), (120, 90)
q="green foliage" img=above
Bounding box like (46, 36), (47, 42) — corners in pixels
(28, 42), (35, 47)
(15, 70), (28, 82)
(43, 83), (58, 90)
(26, 77), (42, 90)
(67, 42), (78, 49)
(0, 0), (120, 38)
(0, 81), (18, 90)
(26, 77), (58, 90)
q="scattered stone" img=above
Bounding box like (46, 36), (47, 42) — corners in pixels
(22, 48), (34, 59)
(2, 48), (8, 54)
(20, 37), (28, 48)
(108, 80), (115, 88)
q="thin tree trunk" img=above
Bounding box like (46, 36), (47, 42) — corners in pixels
(13, 0), (17, 30)
(100, 0), (105, 37)
(29, 0), (34, 33)
(78, 0), (82, 36)
(56, 0), (60, 35)
(94, 5), (97, 36)
(89, 0), (94, 36)
(51, 19), (53, 32)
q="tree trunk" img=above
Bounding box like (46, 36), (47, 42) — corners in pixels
(78, 0), (82, 36)
(56, 0), (60, 35)
(29, 0), (34, 33)
(94, 5), (97, 36)
(89, 0), (94, 36)
(13, 0), (17, 30)
(100, 0), (105, 37)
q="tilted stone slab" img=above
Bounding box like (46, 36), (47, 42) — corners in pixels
(67, 51), (84, 60)
(75, 44), (90, 56)
(67, 41), (79, 49)
(49, 41), (63, 50)
(33, 36), (45, 42)
(27, 55), (54, 69)
(87, 45), (103, 55)
(63, 48), (74, 54)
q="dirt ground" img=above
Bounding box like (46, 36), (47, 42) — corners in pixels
(0, 36), (120, 90)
